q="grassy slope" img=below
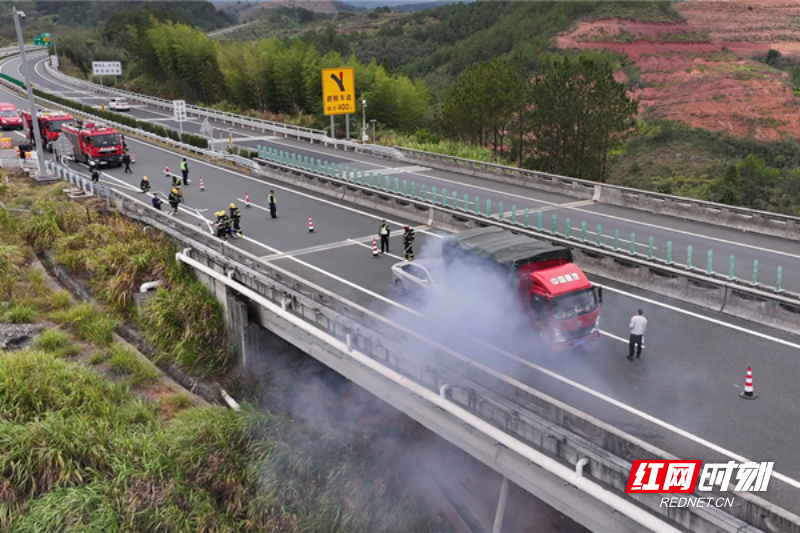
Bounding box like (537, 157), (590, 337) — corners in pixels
(0, 171), (446, 533)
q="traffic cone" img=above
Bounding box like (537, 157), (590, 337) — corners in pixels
(372, 238), (379, 257)
(199, 177), (204, 191)
(740, 367), (758, 399)
(245, 193), (250, 208)
(308, 216), (315, 233)
(164, 164), (169, 175)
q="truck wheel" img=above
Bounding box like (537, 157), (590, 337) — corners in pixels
(393, 279), (406, 297)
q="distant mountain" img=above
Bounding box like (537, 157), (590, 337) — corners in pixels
(390, 1), (470, 13)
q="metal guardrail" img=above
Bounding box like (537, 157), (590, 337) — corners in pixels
(40, 59), (403, 157)
(396, 147), (800, 241)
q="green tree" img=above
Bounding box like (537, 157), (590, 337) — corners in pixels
(529, 55), (638, 181)
(713, 164), (742, 206)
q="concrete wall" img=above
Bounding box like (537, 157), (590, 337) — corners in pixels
(396, 147), (800, 242)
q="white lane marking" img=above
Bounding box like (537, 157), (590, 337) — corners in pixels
(597, 283), (800, 350)
(260, 136), (800, 262)
(229, 228), (800, 489)
(347, 238), (406, 261)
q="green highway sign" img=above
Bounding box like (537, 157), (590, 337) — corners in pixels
(33, 34), (52, 47)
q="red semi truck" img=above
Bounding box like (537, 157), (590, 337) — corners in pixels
(60, 120), (124, 166)
(21, 109), (73, 151)
(443, 226), (602, 351)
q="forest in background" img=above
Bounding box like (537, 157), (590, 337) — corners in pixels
(35, 0), (800, 215)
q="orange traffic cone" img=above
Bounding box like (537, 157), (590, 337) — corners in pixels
(199, 177), (204, 191)
(740, 367), (757, 399)
(308, 216), (315, 233)
(372, 238), (379, 257)
(245, 193), (250, 207)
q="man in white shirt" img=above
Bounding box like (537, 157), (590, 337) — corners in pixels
(628, 308), (647, 360)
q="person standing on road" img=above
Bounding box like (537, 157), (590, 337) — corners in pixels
(151, 193), (163, 211)
(172, 174), (183, 199)
(216, 211), (231, 241)
(168, 189), (181, 215)
(122, 152), (132, 173)
(180, 158), (189, 185)
(140, 176), (150, 193)
(17, 141), (28, 167)
(403, 225), (415, 261)
(89, 161), (100, 183)
(229, 203), (242, 238)
(379, 220), (391, 254)
(268, 190), (277, 219)
(628, 309), (647, 361)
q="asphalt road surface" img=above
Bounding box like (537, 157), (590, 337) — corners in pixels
(4, 57), (800, 516)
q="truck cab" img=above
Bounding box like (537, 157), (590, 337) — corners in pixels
(61, 121), (123, 166)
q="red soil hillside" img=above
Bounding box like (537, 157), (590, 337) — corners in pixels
(556, 1), (800, 141)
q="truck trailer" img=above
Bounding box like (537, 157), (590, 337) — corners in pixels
(21, 109), (73, 151)
(60, 120), (124, 166)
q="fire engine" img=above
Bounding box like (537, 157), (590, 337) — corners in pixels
(21, 109), (73, 151)
(60, 120), (124, 166)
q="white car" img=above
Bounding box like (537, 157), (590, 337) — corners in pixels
(390, 258), (445, 298)
(108, 97), (130, 111)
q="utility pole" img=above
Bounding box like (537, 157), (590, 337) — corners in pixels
(13, 7), (46, 175)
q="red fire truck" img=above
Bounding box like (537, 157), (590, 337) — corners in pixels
(60, 120), (124, 166)
(21, 109), (73, 151)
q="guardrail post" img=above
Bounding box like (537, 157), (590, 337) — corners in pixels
(776, 266), (783, 292)
(648, 237), (654, 259)
(395, 178), (400, 194)
(317, 159), (322, 172)
(666, 241), (673, 265)
(421, 184), (427, 199)
(303, 155), (309, 168)
(475, 196), (481, 215)
(565, 218), (571, 239)
(403, 180), (408, 196)
(613, 229), (619, 251)
(728, 255), (735, 280)
(431, 186), (437, 203)
(686, 245), (693, 270)
(707, 250), (713, 274)
(453, 192), (458, 210)
(486, 199), (492, 217)
(596, 225), (602, 247)
(511, 205), (517, 225)
(411, 182), (416, 198)
(498, 201), (504, 221)
(551, 214), (557, 235)
(385, 175), (390, 190)
(443, 188), (448, 206)
(751, 260), (759, 286)
(337, 164), (342, 179)
(629, 232), (636, 255)
(345, 166), (352, 181)
(524, 208), (530, 227)
(537, 211), (543, 231)
(463, 193), (469, 211)
(581, 221), (587, 242)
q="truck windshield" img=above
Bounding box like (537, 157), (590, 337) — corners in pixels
(91, 134), (119, 147)
(549, 288), (597, 321)
(49, 119), (72, 132)
(0, 110), (17, 117)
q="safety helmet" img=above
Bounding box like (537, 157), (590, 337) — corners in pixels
(230, 203), (236, 208)
(403, 225), (410, 229)
(142, 176), (148, 181)
(171, 189), (177, 193)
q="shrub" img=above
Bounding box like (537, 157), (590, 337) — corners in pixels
(51, 303), (118, 346)
(107, 343), (159, 384)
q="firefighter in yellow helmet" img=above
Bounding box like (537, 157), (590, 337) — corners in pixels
(229, 203), (242, 238)
(140, 176), (150, 193)
(216, 210), (230, 241)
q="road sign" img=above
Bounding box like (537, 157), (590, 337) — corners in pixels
(173, 100), (187, 122)
(92, 61), (121, 76)
(322, 67), (355, 116)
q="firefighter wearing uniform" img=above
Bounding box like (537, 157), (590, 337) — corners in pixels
(379, 220), (390, 254)
(403, 225), (415, 261)
(229, 203), (242, 237)
(172, 175), (183, 199)
(140, 176), (150, 193)
(89, 162), (100, 183)
(168, 189), (181, 215)
(216, 211), (231, 241)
